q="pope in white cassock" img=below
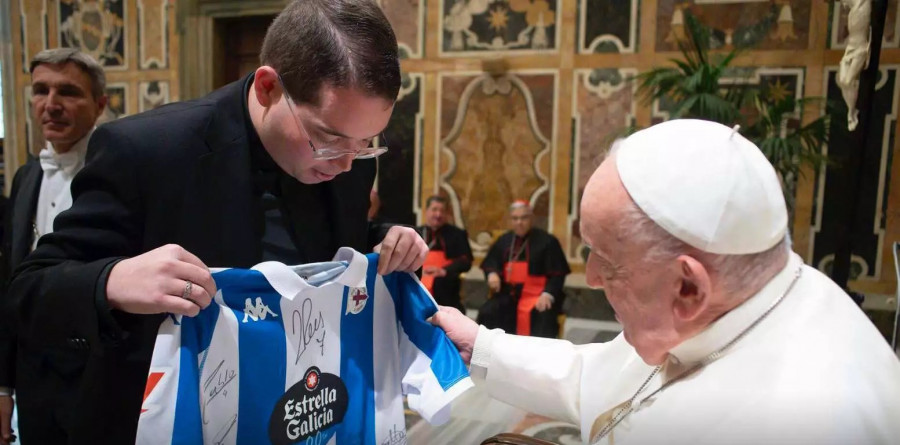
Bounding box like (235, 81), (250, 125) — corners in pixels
(432, 119), (900, 445)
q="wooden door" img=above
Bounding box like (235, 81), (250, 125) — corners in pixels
(213, 15), (276, 89)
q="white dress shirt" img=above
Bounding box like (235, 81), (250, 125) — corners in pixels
(470, 253), (900, 444)
(33, 129), (93, 250)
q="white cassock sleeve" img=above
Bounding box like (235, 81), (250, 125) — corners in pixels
(469, 325), (613, 425)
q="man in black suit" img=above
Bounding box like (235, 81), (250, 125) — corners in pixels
(0, 48), (107, 445)
(416, 195), (473, 312)
(6, 1), (427, 443)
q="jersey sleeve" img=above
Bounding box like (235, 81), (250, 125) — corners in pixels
(390, 272), (473, 424)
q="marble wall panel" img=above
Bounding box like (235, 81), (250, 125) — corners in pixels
(656, 0), (810, 51)
(139, 80), (169, 112)
(830, 0), (898, 49)
(439, 72), (557, 253)
(137, 0), (169, 68)
(441, 0), (559, 55)
(23, 86), (40, 156)
(379, 0), (424, 58)
(579, 0), (639, 53)
(568, 68), (637, 262)
(19, 0), (49, 73)
(98, 83), (128, 124)
(59, 0), (127, 69)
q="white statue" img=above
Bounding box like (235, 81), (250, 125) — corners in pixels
(836, 0), (872, 131)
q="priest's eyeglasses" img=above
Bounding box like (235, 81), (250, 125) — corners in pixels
(277, 75), (389, 161)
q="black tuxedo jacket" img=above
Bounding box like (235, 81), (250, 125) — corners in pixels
(0, 158), (42, 389)
(8, 76), (386, 443)
(1, 158), (98, 441)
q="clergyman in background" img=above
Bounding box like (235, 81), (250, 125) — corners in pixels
(417, 195), (473, 312)
(480, 201), (570, 338)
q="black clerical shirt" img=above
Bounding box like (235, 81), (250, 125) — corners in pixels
(243, 76), (317, 265)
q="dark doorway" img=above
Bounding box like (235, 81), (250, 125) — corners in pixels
(213, 15), (276, 89)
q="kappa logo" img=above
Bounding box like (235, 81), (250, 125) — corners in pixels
(346, 287), (368, 315)
(243, 297), (278, 323)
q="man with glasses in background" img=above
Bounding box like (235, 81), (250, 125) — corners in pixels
(6, 1), (427, 442)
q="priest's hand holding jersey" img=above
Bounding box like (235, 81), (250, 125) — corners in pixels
(105, 226), (427, 318)
(433, 119), (900, 444)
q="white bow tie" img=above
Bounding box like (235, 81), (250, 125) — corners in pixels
(39, 147), (81, 175)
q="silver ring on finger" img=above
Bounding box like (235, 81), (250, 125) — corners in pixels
(181, 280), (193, 300)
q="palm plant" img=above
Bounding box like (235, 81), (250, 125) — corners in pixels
(742, 95), (831, 181)
(635, 14), (751, 124)
(632, 12), (832, 205)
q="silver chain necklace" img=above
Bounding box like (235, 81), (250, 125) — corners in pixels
(592, 266), (803, 443)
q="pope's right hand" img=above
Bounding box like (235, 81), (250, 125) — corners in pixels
(487, 272), (501, 293)
(106, 244), (216, 317)
(430, 306), (479, 365)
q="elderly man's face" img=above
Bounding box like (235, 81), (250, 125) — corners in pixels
(31, 62), (106, 153)
(580, 155), (682, 365)
(509, 207), (532, 237)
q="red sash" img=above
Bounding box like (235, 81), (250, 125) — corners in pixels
(421, 250), (452, 293)
(504, 261), (547, 336)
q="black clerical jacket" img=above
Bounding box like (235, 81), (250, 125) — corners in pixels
(481, 228), (570, 301)
(7, 75), (390, 444)
(0, 158), (42, 391)
(480, 228), (571, 336)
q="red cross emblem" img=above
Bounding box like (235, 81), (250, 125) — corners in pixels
(346, 287), (368, 315)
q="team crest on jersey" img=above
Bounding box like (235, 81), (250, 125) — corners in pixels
(269, 366), (349, 445)
(346, 286), (368, 315)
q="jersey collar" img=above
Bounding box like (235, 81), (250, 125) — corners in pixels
(251, 247), (369, 300)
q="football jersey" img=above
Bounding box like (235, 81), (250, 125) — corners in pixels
(137, 247), (473, 445)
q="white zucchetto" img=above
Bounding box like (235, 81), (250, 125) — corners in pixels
(615, 119), (788, 255)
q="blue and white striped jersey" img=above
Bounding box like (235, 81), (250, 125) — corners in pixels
(137, 247), (472, 445)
